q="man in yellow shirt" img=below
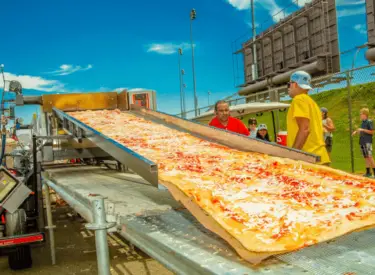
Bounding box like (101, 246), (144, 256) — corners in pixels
(287, 71), (330, 165)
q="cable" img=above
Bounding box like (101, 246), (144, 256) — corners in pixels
(0, 65), (5, 117)
(0, 134), (6, 166)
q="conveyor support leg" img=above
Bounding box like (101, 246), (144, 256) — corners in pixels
(85, 196), (116, 275)
(43, 184), (56, 265)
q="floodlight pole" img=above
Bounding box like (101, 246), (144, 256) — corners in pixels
(250, 0), (258, 81)
(190, 9), (198, 117)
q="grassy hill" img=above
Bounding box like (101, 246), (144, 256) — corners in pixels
(240, 81), (375, 173)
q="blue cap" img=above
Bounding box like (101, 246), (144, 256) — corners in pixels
(290, 71), (312, 90)
(321, 107), (328, 113)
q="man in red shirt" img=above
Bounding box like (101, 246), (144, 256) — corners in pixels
(209, 100), (250, 136)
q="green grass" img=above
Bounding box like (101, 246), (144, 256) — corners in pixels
(239, 82), (375, 173)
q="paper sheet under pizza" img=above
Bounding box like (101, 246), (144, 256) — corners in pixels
(69, 109), (375, 262)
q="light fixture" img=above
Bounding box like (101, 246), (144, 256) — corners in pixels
(8, 80), (22, 94)
(190, 9), (196, 20)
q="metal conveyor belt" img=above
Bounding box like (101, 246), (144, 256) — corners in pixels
(44, 167), (375, 275)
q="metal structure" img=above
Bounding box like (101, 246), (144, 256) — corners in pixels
(250, 0), (258, 81)
(4, 90), (316, 275)
(236, 0), (340, 96)
(3, 84), (375, 274)
(366, 0), (375, 62)
(178, 48), (186, 118)
(190, 8), (198, 116)
(42, 165), (375, 275)
(127, 89), (157, 110)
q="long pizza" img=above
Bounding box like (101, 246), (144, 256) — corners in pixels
(69, 109), (375, 261)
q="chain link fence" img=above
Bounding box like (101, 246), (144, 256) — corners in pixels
(309, 64), (375, 173)
(176, 53), (375, 173)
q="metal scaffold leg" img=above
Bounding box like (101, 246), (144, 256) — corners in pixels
(43, 184), (56, 265)
(85, 196), (116, 275)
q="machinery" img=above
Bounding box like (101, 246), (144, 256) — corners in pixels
(0, 83), (374, 275)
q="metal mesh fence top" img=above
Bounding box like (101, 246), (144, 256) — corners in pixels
(175, 63), (375, 173)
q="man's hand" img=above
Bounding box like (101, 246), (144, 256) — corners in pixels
(293, 117), (310, 150)
(353, 128), (367, 136)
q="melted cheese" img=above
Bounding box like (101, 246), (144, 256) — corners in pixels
(69, 110), (375, 248)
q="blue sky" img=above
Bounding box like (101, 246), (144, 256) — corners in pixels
(0, 0), (369, 122)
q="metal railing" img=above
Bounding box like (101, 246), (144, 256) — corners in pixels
(176, 56), (375, 174)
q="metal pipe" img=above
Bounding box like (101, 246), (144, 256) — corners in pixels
(346, 72), (355, 173)
(32, 135), (39, 218)
(238, 59), (326, 95)
(43, 180), (114, 275)
(35, 135), (73, 140)
(43, 184), (56, 265)
(250, 0), (258, 80)
(85, 197), (115, 275)
(1, 65), (6, 117)
(42, 179), (93, 222)
(271, 111), (277, 141)
(365, 47), (375, 63)
(190, 9), (198, 117)
(178, 48), (184, 118)
(181, 70), (186, 119)
(23, 96), (43, 105)
(119, 230), (188, 275)
(352, 46), (366, 73)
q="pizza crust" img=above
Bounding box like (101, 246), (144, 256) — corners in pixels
(161, 176), (375, 254)
(159, 179), (281, 264)
(68, 109), (375, 263)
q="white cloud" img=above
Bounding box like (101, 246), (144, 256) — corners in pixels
(226, 0), (250, 10)
(114, 87), (128, 92)
(295, 0), (312, 7)
(111, 87), (148, 92)
(48, 64), (93, 76)
(337, 0), (365, 6)
(97, 87), (148, 92)
(272, 9), (287, 22)
(246, 21), (260, 28)
(146, 42), (192, 55)
(226, 0), (286, 22)
(1, 72), (64, 92)
(354, 24), (367, 35)
(337, 7), (365, 17)
(128, 88), (147, 92)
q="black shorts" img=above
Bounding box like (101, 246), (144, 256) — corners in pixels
(325, 136), (333, 153)
(361, 143), (373, 158)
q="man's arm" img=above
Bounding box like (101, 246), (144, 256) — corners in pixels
(359, 129), (375, 135)
(293, 117), (310, 150)
(356, 120), (375, 135)
(323, 118), (335, 132)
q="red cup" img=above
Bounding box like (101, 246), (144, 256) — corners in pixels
(277, 131), (287, 146)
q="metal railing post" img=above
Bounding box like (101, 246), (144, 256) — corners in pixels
(346, 71), (355, 173)
(43, 184), (56, 265)
(86, 196), (116, 275)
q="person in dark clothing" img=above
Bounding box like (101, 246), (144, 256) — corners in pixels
(352, 108), (375, 178)
(256, 124), (271, 142)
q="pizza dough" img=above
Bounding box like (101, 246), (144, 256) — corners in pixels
(69, 109), (375, 261)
